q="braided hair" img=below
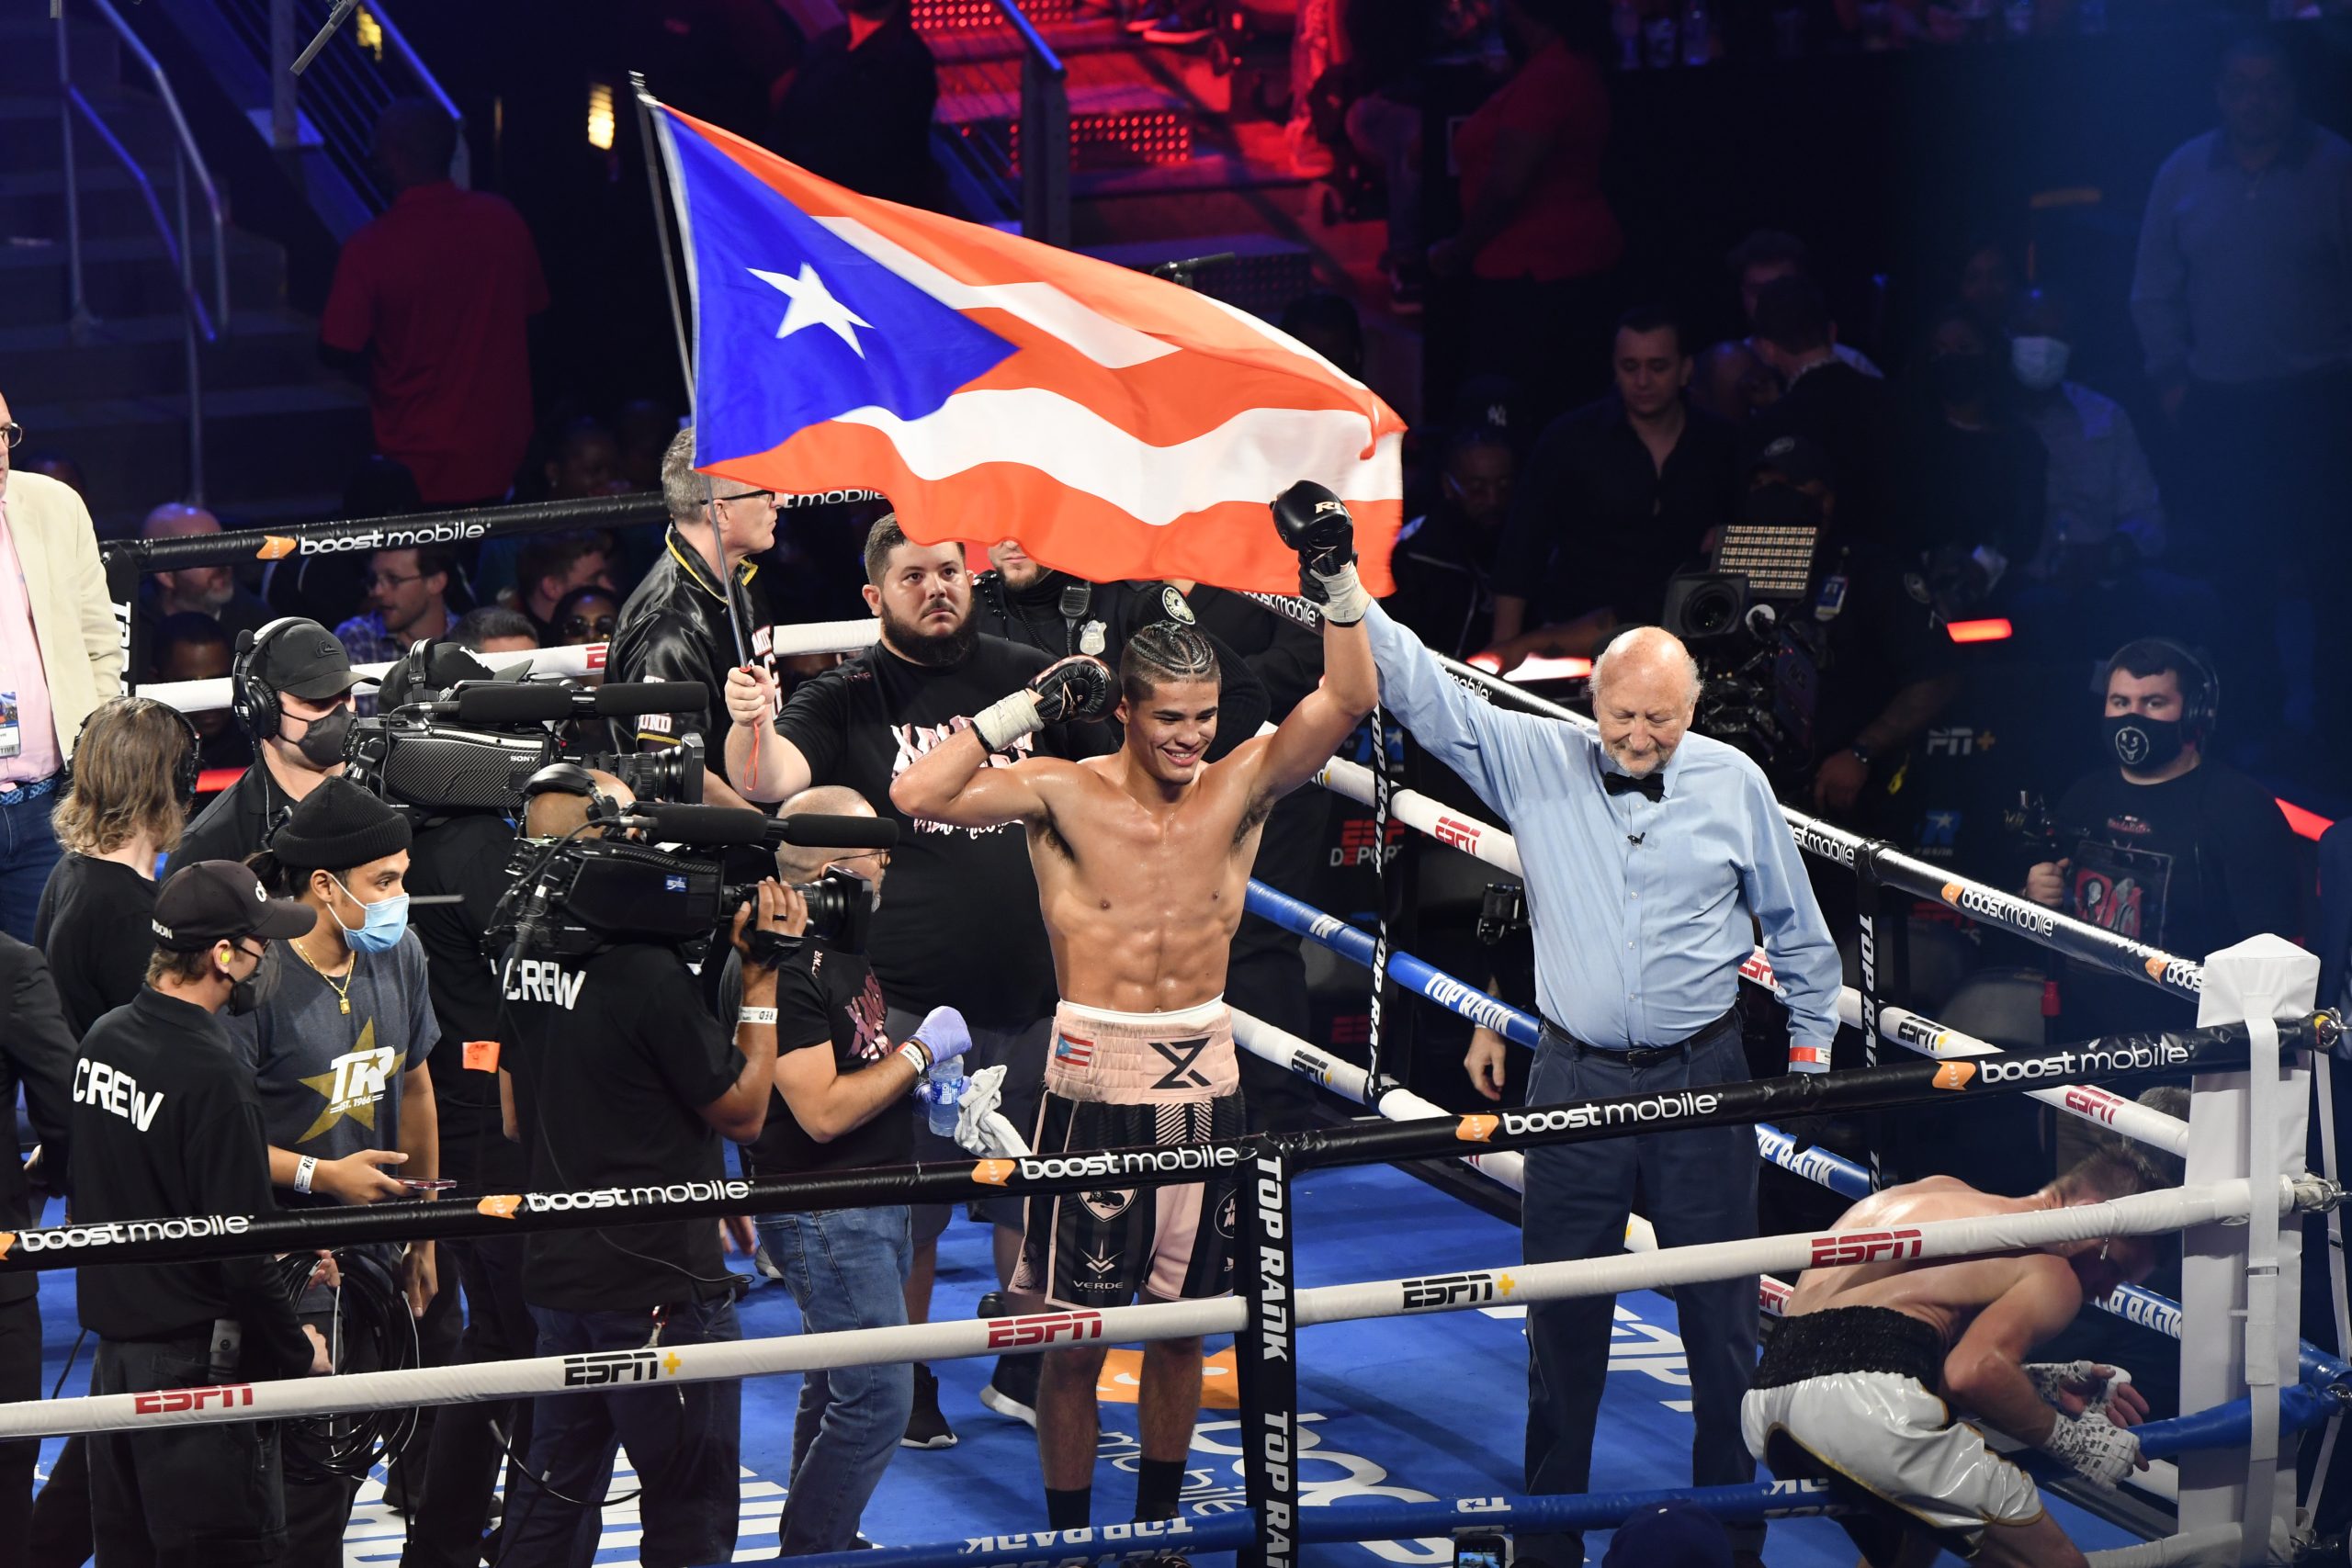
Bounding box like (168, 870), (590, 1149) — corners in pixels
(1118, 621), (1220, 707)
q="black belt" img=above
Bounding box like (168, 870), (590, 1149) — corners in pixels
(1538, 1006), (1737, 1070)
(1753, 1305), (1945, 1392)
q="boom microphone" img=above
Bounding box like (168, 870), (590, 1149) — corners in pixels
(623, 805), (774, 846)
(774, 814), (899, 851)
(448, 684), (576, 725)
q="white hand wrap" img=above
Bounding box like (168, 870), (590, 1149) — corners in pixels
(970, 690), (1044, 752)
(2041, 1408), (2139, 1488)
(2025, 1360), (2132, 1418)
(1306, 562), (1370, 626)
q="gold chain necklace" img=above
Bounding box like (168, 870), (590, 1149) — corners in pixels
(288, 931), (356, 1015)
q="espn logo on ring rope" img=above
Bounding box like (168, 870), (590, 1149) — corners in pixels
(986, 1310), (1106, 1350)
(134, 1384), (254, 1416)
(1809, 1227), (1926, 1268)
(1400, 1270), (1517, 1311)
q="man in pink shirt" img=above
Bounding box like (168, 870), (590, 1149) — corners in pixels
(321, 101), (548, 506)
(0, 386), (124, 941)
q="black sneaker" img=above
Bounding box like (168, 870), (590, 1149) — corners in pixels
(901, 1363), (958, 1449)
(978, 1351), (1041, 1427)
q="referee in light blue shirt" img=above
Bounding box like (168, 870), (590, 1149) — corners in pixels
(1362, 601), (1839, 1568)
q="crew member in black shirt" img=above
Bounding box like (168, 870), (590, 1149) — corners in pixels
(607, 427), (776, 812)
(1489, 307), (1738, 657)
(496, 774), (793, 1568)
(38, 696), (199, 1036)
(0, 933), (74, 1547)
(166, 618), (369, 878)
(972, 542), (1271, 759)
(2025, 638), (2299, 1040)
(723, 514), (1069, 1442)
(71, 861), (327, 1565)
(1745, 276), (1897, 536)
(741, 784), (974, 1551)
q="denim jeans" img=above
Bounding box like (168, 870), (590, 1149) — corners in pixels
(757, 1205), (913, 1554)
(0, 781), (62, 944)
(502, 1295), (741, 1568)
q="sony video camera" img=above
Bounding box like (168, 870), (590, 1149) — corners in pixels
(341, 638), (710, 818)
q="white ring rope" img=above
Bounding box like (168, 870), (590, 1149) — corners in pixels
(0, 1179), (2289, 1440)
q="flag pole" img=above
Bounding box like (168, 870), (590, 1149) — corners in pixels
(631, 74), (696, 413)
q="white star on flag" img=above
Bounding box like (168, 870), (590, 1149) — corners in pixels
(749, 262), (874, 356)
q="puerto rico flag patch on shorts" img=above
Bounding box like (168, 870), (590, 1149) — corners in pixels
(1054, 1033), (1095, 1069)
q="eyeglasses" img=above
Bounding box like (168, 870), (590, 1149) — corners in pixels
(834, 850), (890, 869)
(0, 423), (21, 450)
(711, 489), (775, 507)
(562, 614), (617, 637)
(368, 570), (424, 591)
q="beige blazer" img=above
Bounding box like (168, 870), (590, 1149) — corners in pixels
(6, 469), (123, 762)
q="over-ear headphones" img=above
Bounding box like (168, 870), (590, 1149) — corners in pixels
(522, 762), (626, 834)
(232, 616), (310, 742)
(66, 697), (205, 809)
(2106, 637), (2221, 742)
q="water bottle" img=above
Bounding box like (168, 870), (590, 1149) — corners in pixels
(926, 1055), (964, 1139)
(1680, 0), (1712, 63)
(1644, 6), (1678, 70)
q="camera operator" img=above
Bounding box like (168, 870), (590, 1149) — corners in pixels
(971, 543), (1270, 758)
(608, 428), (775, 812)
(71, 862), (330, 1564)
(737, 784), (972, 1551)
(237, 778), (440, 1562)
(166, 617), (371, 877)
(2024, 638), (2297, 1040)
(722, 516), (1075, 1444)
(496, 769), (792, 1568)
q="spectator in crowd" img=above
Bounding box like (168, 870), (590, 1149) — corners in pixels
(18, 451), (85, 499)
(2024, 639), (2297, 1041)
(239, 779), (440, 1559)
(1955, 234), (2018, 339)
(321, 99), (548, 507)
(1690, 339), (1781, 427)
(544, 416), (625, 502)
(1894, 304), (2047, 578)
(1278, 290), (1367, 382)
(452, 605), (539, 655)
(0, 932), (72, 1547)
(509, 532), (616, 644)
(35, 697), (195, 1036)
(150, 614), (249, 774)
(724, 516), (1076, 1447)
(1427, 0), (1623, 429)
(550, 584), (622, 648)
(168, 618), (368, 876)
(1745, 438), (1959, 825)
(1489, 307), (1738, 656)
(264, 457), (425, 628)
(0, 389), (121, 943)
(1717, 229), (1884, 383)
(2010, 286), (2167, 576)
(134, 504), (272, 643)
(1744, 275), (1896, 532)
(609, 429), (775, 811)
(2132, 33), (2352, 748)
(339, 546), (459, 667)
(772, 0), (940, 209)
(742, 785), (968, 1551)
(1385, 425), (1512, 659)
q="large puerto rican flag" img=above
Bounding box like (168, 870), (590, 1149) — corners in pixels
(652, 106), (1403, 595)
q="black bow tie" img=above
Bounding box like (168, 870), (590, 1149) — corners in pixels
(1602, 770), (1665, 803)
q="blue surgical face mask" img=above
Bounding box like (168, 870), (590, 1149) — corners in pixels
(2010, 334), (2072, 392)
(331, 875), (411, 953)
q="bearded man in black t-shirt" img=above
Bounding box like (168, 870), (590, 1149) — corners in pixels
(722, 514), (1067, 1445)
(2024, 638), (2298, 1042)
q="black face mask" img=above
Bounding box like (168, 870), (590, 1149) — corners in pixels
(1928, 351), (1997, 410)
(220, 953), (262, 1016)
(2105, 713), (2186, 772)
(291, 705), (352, 769)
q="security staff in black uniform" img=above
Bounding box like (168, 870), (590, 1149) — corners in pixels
(165, 618), (371, 878)
(0, 933), (74, 1545)
(606, 427), (775, 811)
(71, 861), (329, 1565)
(971, 540), (1272, 759)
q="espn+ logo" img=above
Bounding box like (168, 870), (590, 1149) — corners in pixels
(1400, 1270), (1515, 1311)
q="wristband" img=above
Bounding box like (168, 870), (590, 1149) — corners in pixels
(971, 690), (1045, 752)
(896, 1041), (933, 1077)
(1787, 1043), (1831, 1075)
(2041, 1408), (2138, 1489)
(738, 1006), (778, 1027)
(294, 1156), (318, 1195)
(1307, 562), (1370, 626)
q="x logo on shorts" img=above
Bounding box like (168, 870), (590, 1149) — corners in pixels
(1151, 1036), (1215, 1091)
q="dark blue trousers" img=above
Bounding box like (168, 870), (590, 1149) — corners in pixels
(1520, 1013), (1760, 1564)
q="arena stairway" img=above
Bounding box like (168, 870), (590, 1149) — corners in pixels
(0, 8), (370, 536)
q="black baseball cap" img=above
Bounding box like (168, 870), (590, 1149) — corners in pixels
(249, 618), (369, 701)
(1747, 434), (1836, 491)
(151, 861), (318, 952)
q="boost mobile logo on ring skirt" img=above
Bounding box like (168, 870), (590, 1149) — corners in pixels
(0, 1214), (251, 1256)
(1939, 882), (2055, 938)
(972, 1147), (1241, 1186)
(1502, 1090), (1721, 1136)
(522, 1179), (750, 1213)
(1973, 1042), (2188, 1086)
(257, 520), (489, 558)
(2143, 954), (2205, 991)
(1790, 823), (1857, 867)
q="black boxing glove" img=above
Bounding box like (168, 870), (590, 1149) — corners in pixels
(1272, 480), (1368, 624)
(971, 654), (1115, 751)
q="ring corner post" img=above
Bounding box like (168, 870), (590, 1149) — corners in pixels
(2180, 934), (2316, 1562)
(1235, 1134), (1299, 1568)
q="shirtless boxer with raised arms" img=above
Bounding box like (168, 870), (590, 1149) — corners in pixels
(890, 483), (1377, 1535)
(1744, 1085), (2188, 1568)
